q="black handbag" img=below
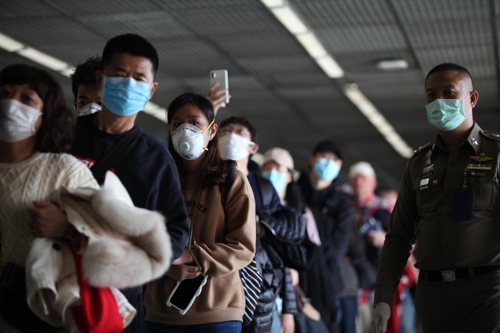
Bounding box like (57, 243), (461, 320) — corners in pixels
(0, 262), (60, 333)
(293, 284), (329, 333)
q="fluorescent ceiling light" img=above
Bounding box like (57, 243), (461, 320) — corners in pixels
(60, 67), (76, 78)
(18, 47), (68, 71)
(315, 56), (344, 78)
(271, 7), (308, 34)
(260, 0), (344, 79)
(344, 84), (413, 158)
(261, 0), (285, 7)
(144, 102), (167, 123)
(296, 32), (327, 58)
(0, 33), (23, 52)
(377, 59), (408, 71)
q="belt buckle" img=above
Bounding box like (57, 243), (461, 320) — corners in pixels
(441, 270), (457, 282)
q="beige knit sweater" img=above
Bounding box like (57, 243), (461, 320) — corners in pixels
(0, 152), (98, 267)
(0, 152), (98, 333)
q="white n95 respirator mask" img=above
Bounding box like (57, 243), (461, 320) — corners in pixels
(0, 99), (42, 142)
(171, 120), (214, 160)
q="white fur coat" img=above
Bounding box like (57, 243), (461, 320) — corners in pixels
(25, 171), (172, 331)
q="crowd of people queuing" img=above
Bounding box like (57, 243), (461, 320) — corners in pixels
(1, 32), (500, 333)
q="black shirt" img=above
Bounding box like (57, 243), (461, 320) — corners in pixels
(70, 114), (189, 332)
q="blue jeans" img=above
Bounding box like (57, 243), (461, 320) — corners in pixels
(399, 288), (416, 333)
(337, 296), (357, 333)
(270, 302), (281, 333)
(146, 320), (242, 333)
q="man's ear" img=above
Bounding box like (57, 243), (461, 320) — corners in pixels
(249, 143), (259, 154)
(149, 82), (159, 99)
(470, 90), (479, 108)
(96, 70), (103, 90)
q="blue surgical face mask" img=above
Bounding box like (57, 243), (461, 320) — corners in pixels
(262, 169), (288, 193)
(314, 158), (340, 181)
(425, 92), (471, 131)
(101, 76), (152, 116)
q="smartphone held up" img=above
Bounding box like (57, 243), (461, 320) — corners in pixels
(210, 69), (229, 104)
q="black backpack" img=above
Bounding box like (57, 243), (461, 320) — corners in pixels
(220, 166), (262, 327)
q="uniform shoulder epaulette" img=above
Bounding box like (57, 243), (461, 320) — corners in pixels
(410, 142), (432, 158)
(480, 130), (500, 142)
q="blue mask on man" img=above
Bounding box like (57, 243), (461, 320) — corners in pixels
(314, 158), (340, 181)
(262, 169), (287, 193)
(101, 76), (152, 116)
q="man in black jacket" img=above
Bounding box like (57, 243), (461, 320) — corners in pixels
(297, 140), (353, 333)
(219, 116), (299, 333)
(69, 34), (189, 333)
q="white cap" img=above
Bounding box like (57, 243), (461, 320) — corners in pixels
(262, 147), (294, 171)
(348, 161), (376, 180)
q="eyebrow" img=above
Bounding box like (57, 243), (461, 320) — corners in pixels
(113, 65), (150, 80)
(425, 84), (457, 93)
(172, 114), (202, 120)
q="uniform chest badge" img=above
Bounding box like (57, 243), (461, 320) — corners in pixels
(469, 153), (494, 163)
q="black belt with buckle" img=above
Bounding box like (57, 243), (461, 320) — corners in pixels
(419, 265), (500, 282)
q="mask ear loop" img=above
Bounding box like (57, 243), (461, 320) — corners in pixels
(462, 91), (473, 118)
(200, 118), (216, 151)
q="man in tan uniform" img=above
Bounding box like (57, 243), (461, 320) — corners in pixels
(373, 63), (500, 333)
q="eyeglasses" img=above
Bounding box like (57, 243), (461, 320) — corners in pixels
(219, 126), (251, 137)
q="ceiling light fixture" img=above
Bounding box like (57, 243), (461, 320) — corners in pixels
(18, 47), (69, 72)
(259, 1), (412, 158)
(260, 0), (344, 78)
(344, 85), (413, 158)
(0, 32), (23, 52)
(377, 58), (408, 71)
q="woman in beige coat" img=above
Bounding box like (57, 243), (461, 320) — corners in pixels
(145, 93), (256, 333)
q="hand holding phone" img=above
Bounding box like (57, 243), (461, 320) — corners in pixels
(209, 69), (229, 105)
(166, 275), (208, 315)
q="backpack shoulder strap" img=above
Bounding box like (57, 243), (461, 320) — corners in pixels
(220, 165), (236, 207)
(255, 174), (274, 207)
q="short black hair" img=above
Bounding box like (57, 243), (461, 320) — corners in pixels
(312, 140), (343, 160)
(101, 34), (159, 76)
(219, 116), (258, 144)
(425, 63), (473, 89)
(70, 56), (101, 105)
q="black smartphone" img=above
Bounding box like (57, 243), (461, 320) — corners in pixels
(166, 275), (208, 315)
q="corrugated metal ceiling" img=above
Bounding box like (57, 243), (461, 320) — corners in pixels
(0, 0), (499, 188)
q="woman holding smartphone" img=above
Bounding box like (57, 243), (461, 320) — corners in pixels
(144, 93), (256, 333)
(0, 64), (98, 332)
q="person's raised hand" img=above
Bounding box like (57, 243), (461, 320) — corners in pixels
(206, 82), (231, 115)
